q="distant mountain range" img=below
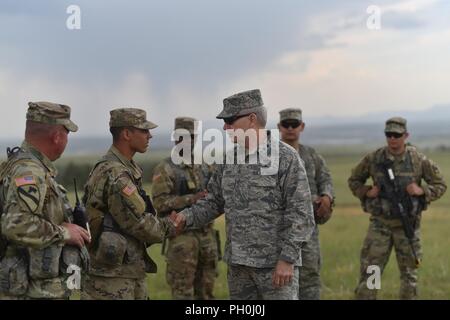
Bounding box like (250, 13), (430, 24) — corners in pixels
(1, 105), (449, 155)
(303, 104), (450, 126)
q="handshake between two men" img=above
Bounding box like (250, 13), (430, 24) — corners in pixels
(165, 189), (207, 238)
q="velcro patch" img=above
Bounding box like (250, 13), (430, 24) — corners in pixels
(15, 175), (36, 187)
(122, 184), (137, 197)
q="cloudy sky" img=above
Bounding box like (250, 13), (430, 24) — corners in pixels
(1, 0), (449, 138)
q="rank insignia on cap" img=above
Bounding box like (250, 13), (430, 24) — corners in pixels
(122, 184), (137, 197)
(15, 175), (36, 187)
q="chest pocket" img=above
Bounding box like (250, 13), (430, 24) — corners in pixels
(250, 175), (277, 187)
(247, 174), (279, 205)
(221, 167), (236, 190)
(170, 163), (202, 195)
(393, 152), (420, 189)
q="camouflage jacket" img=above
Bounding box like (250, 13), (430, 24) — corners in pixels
(182, 138), (315, 268)
(83, 146), (167, 279)
(151, 159), (214, 232)
(348, 145), (447, 217)
(151, 158), (207, 216)
(0, 141), (74, 299)
(298, 145), (334, 202)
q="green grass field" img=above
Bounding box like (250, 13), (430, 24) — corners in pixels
(66, 149), (450, 300)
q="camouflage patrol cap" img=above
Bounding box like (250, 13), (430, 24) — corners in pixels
(27, 101), (78, 132)
(174, 116), (197, 134)
(279, 108), (302, 122)
(109, 108), (157, 129)
(385, 117), (407, 134)
(216, 89), (265, 119)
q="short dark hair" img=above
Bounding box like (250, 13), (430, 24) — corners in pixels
(110, 126), (136, 142)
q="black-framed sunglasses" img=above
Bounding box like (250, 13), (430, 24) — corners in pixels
(280, 120), (302, 129)
(223, 114), (250, 125)
(385, 132), (404, 139)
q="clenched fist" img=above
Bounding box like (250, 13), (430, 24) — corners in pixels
(366, 186), (380, 198)
(406, 182), (424, 196)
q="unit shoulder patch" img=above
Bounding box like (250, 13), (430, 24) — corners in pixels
(17, 184), (40, 213)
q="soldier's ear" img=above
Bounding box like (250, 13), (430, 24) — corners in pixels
(50, 127), (63, 145)
(122, 128), (133, 142)
(249, 113), (257, 125)
(404, 132), (410, 139)
(300, 122), (305, 132)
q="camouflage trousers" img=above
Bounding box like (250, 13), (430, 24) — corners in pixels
(0, 277), (69, 300)
(80, 274), (148, 300)
(299, 225), (321, 300)
(0, 294), (29, 300)
(166, 228), (218, 300)
(227, 264), (299, 300)
(355, 215), (422, 300)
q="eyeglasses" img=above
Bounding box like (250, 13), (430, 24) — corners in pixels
(223, 114), (250, 125)
(280, 120), (302, 129)
(385, 132), (404, 139)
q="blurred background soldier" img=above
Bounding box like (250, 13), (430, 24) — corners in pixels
(348, 117), (447, 299)
(81, 108), (175, 300)
(151, 117), (219, 300)
(0, 102), (90, 299)
(278, 108), (335, 300)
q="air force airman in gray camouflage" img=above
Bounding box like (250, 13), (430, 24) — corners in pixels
(348, 117), (447, 300)
(278, 108), (335, 300)
(151, 117), (219, 300)
(175, 89), (315, 300)
(81, 108), (175, 300)
(0, 102), (90, 299)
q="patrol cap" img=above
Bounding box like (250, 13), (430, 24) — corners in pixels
(27, 101), (78, 132)
(279, 108), (302, 122)
(385, 117), (407, 134)
(216, 89), (265, 119)
(174, 116), (197, 135)
(109, 108), (158, 129)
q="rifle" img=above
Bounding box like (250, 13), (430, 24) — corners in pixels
(73, 179), (92, 240)
(378, 161), (421, 267)
(215, 229), (222, 261)
(138, 187), (156, 215)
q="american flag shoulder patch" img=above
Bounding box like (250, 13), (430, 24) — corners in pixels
(15, 175), (36, 187)
(122, 184), (137, 197)
(152, 174), (161, 182)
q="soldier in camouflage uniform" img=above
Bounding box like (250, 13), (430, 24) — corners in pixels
(278, 108), (334, 300)
(151, 117), (219, 300)
(173, 89), (315, 300)
(348, 117), (447, 300)
(0, 102), (90, 299)
(81, 108), (175, 300)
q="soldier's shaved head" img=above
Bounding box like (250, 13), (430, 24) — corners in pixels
(25, 120), (65, 139)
